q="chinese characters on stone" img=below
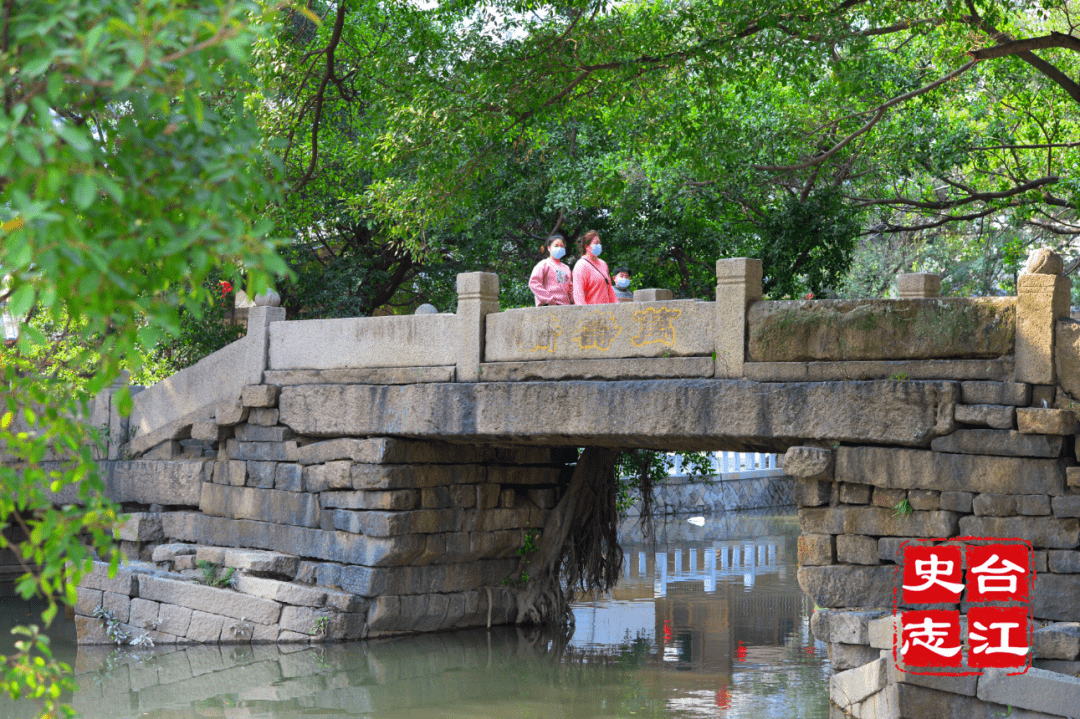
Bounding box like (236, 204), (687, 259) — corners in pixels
(896, 540), (1032, 673)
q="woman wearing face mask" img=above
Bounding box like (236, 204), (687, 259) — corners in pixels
(572, 230), (618, 305)
(529, 234), (574, 306)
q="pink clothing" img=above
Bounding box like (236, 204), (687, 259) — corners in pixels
(529, 256), (574, 306)
(572, 255), (618, 305)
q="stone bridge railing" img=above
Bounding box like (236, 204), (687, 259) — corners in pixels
(122, 258), (1048, 459)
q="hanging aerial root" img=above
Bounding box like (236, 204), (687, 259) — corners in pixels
(514, 447), (622, 627)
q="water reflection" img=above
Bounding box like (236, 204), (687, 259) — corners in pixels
(5, 509), (828, 718)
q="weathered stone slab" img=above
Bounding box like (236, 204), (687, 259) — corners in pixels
(747, 297), (1014, 362)
(246, 461), (277, 489)
(1068, 467), (1080, 489)
(486, 300), (713, 362)
(234, 424), (294, 443)
(129, 406), (211, 457)
(930, 429), (1063, 457)
(350, 464), (487, 491)
(1052, 496), (1080, 518)
(234, 575), (326, 608)
(977, 666), (1080, 717)
(1033, 622), (1080, 660)
(954, 404), (1015, 429)
(278, 380), (959, 451)
(797, 565), (895, 608)
(162, 513), (425, 567)
(191, 419), (229, 442)
(185, 610), (224, 643)
(844, 508), (958, 538)
(794, 477), (832, 508)
(151, 543), (195, 563)
(878, 537), (920, 563)
(959, 516), (1079, 549)
(110, 461), (211, 506)
(115, 513), (163, 542)
(215, 396), (249, 427)
(226, 440), (296, 462)
(1018, 407), (1080, 435)
(836, 446), (1066, 495)
(279, 605), (364, 640)
(871, 487), (906, 508)
(783, 446), (834, 478)
(336, 559), (518, 597)
(268, 313), (459, 371)
(143, 440), (182, 460)
(830, 657), (886, 711)
(241, 385), (280, 408)
(815, 609), (890, 645)
(1048, 550), (1080, 573)
(74, 587), (103, 616)
(797, 535), (834, 565)
(746, 359), (1012, 382)
(479, 357), (715, 381)
(1056, 318), (1080, 401)
(907, 489), (939, 511)
(320, 490), (417, 511)
(275, 464), (303, 492)
(939, 491), (974, 512)
(1017, 494), (1052, 516)
(213, 460), (246, 487)
(81, 561), (138, 596)
(972, 493), (1017, 516)
(839, 483), (872, 504)
(138, 575), (281, 625)
(199, 483), (320, 528)
(836, 535), (880, 565)
(248, 408), (278, 426)
(961, 380), (1031, 406)
(157, 603), (192, 637)
(799, 507), (846, 535)
(1017, 272), (1071, 386)
(264, 366), (456, 386)
(222, 549), (299, 576)
(302, 461), (352, 492)
(827, 642), (883, 672)
(331, 509), (462, 536)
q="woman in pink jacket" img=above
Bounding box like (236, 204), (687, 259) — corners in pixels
(528, 234), (574, 306)
(572, 230), (618, 305)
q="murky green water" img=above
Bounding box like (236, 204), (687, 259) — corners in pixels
(6, 509), (829, 718)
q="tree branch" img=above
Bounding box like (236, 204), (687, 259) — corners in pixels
(292, 1), (347, 191)
(852, 176), (1058, 210)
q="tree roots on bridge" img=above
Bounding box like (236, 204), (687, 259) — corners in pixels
(513, 447), (623, 627)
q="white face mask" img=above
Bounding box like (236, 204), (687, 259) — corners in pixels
(550, 246), (566, 260)
(616, 277), (630, 289)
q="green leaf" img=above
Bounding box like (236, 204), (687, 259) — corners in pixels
(57, 125), (92, 153)
(72, 175), (96, 209)
(7, 284), (35, 319)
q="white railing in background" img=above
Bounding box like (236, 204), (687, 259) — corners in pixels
(620, 539), (784, 596)
(669, 451), (782, 479)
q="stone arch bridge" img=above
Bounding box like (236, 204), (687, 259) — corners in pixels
(59, 258), (1080, 716)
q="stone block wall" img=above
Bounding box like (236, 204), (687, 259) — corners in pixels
(790, 379), (1080, 716)
(73, 383), (572, 644)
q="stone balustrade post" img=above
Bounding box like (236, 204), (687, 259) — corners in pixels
(897, 273), (941, 299)
(714, 258), (762, 379)
(247, 303), (287, 377)
(1016, 272), (1071, 385)
(456, 272), (499, 382)
(633, 288), (674, 302)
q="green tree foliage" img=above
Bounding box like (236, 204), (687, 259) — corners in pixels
(0, 1), (286, 714)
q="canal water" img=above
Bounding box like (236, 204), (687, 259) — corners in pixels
(6, 509), (829, 718)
